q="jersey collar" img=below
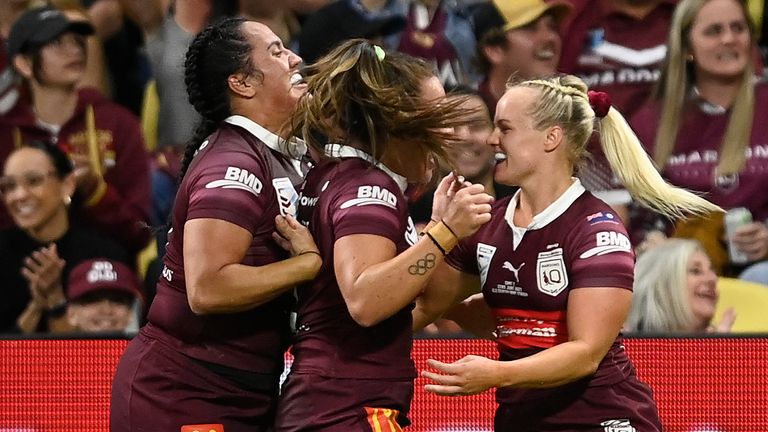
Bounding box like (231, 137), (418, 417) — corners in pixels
(504, 178), (586, 242)
(224, 115), (308, 159)
(325, 143), (408, 192)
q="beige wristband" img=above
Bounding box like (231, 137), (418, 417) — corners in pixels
(426, 221), (458, 255)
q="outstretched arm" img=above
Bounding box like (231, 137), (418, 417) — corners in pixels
(422, 287), (631, 395)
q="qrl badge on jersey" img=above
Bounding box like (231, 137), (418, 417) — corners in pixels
(536, 248), (568, 296)
(272, 177), (299, 217)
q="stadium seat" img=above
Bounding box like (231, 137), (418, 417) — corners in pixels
(715, 277), (768, 332)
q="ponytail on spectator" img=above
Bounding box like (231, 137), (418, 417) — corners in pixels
(180, 17), (259, 182)
(654, 0), (755, 177)
(516, 75), (722, 218)
(291, 39), (468, 171)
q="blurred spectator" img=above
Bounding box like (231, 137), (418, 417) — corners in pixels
(409, 85), (515, 224)
(298, 0), (407, 65)
(65, 258), (143, 334)
(560, 0), (676, 118)
(630, 0), (768, 275)
(239, 1), (302, 47)
(469, 0), (572, 115)
(396, 0), (477, 87)
(626, 239), (736, 333)
(0, 1), (28, 116)
(0, 142), (129, 334)
(1, 6), (151, 257)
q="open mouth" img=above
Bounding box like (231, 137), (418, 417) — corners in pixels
(290, 72), (305, 86)
(494, 152), (508, 164)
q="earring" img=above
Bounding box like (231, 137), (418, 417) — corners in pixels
(64, 196), (71, 206)
(686, 54), (694, 62)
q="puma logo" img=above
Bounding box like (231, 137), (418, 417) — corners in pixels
(503, 261), (525, 282)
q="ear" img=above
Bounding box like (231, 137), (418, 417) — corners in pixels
(227, 73), (257, 98)
(12, 55), (33, 80)
(543, 125), (564, 153)
(482, 44), (506, 66)
(61, 173), (76, 202)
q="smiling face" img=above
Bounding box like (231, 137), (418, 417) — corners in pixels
(688, 0), (751, 83)
(447, 94), (495, 182)
(500, 13), (561, 80)
(1, 147), (73, 236)
(241, 21), (307, 121)
(487, 86), (548, 186)
(685, 249), (719, 330)
(67, 291), (135, 333)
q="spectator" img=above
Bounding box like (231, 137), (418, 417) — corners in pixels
(0, 141), (129, 334)
(626, 239), (736, 332)
(0, 0), (28, 117)
(396, 0), (477, 87)
(65, 258), (143, 334)
(298, 0), (407, 65)
(470, 0), (572, 115)
(1, 6), (152, 257)
(630, 0), (767, 275)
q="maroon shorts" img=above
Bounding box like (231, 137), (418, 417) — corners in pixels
(274, 372), (414, 431)
(494, 375), (662, 431)
(110, 332), (279, 432)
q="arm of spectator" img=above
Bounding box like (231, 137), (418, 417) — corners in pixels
(76, 114), (152, 255)
(183, 216), (321, 314)
(18, 244), (72, 333)
(732, 221), (768, 262)
(87, 0), (125, 40)
(709, 307), (736, 333)
(117, 0), (166, 35)
(443, 293), (496, 339)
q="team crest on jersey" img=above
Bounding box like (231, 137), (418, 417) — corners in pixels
(205, 166), (262, 196)
(272, 177), (298, 217)
(600, 419), (636, 432)
(536, 248), (568, 296)
(405, 217), (418, 246)
(340, 185), (398, 209)
(476, 243), (497, 288)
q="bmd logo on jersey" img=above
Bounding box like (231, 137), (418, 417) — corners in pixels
(205, 166), (263, 196)
(340, 185), (398, 209)
(580, 231), (632, 258)
(536, 248), (568, 297)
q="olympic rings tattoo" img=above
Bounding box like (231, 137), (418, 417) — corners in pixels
(408, 253), (437, 275)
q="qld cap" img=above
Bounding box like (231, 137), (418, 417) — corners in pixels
(68, 259), (143, 303)
(7, 6), (94, 58)
(472, 0), (572, 41)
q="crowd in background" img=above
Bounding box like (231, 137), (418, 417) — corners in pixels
(2, 0), (768, 337)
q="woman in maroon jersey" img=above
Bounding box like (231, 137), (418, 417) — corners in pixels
(110, 18), (321, 432)
(631, 0), (768, 277)
(274, 40), (494, 431)
(413, 74), (722, 431)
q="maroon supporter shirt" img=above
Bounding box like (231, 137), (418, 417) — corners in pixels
(146, 115), (308, 373)
(447, 180), (636, 405)
(631, 83), (768, 220)
(291, 144), (418, 380)
(559, 0), (677, 118)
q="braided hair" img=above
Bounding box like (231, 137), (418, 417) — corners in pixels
(179, 17), (259, 181)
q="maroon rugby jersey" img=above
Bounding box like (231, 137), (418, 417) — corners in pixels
(559, 0), (677, 118)
(446, 180), (636, 405)
(631, 83), (768, 221)
(291, 144), (419, 380)
(145, 115), (308, 373)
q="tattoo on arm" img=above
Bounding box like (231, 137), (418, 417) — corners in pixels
(408, 253), (437, 276)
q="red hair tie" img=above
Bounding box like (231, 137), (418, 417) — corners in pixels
(588, 90), (611, 118)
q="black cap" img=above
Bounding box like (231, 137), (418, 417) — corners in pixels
(7, 6), (94, 59)
(299, 1), (406, 65)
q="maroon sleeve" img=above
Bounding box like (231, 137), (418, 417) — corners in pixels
(445, 235), (480, 275)
(329, 169), (404, 242)
(82, 106), (151, 255)
(186, 149), (270, 236)
(569, 219), (635, 291)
